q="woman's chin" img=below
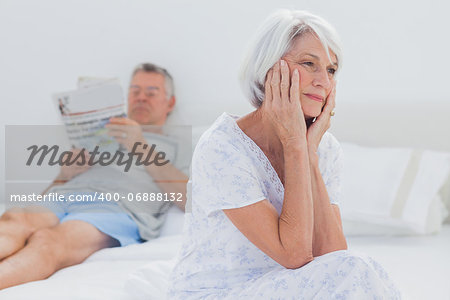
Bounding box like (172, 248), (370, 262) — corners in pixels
(300, 102), (323, 119)
(303, 109), (321, 120)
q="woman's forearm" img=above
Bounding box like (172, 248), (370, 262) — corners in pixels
(278, 140), (315, 265)
(308, 151), (347, 256)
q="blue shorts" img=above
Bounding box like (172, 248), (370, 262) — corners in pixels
(43, 192), (141, 247)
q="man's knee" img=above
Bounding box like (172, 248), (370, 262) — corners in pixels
(1, 208), (28, 223)
(1, 209), (33, 237)
(1, 207), (59, 233)
(27, 228), (66, 272)
(29, 221), (118, 269)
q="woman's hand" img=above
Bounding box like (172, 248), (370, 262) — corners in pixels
(261, 60), (307, 147)
(306, 81), (336, 153)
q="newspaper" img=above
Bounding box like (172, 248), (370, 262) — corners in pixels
(52, 77), (126, 152)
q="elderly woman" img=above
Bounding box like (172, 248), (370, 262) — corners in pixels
(168, 10), (401, 299)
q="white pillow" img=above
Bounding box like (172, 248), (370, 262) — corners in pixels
(340, 142), (450, 236)
(159, 204), (185, 237)
(159, 125), (210, 237)
(439, 175), (450, 223)
(192, 125), (210, 150)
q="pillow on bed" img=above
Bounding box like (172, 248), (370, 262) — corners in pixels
(159, 204), (185, 237)
(439, 175), (450, 223)
(339, 142), (450, 236)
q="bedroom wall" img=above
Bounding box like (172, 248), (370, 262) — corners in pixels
(1, 0), (449, 197)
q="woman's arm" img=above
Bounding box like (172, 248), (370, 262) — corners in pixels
(309, 151), (347, 257)
(224, 60), (314, 269)
(305, 82), (347, 256)
(224, 142), (314, 269)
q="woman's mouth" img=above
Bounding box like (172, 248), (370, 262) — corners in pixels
(304, 94), (324, 103)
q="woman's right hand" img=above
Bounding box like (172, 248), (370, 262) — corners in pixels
(261, 59), (308, 147)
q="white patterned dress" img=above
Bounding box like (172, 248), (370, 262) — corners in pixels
(167, 112), (402, 299)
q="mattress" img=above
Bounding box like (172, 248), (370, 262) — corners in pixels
(1, 225), (449, 300)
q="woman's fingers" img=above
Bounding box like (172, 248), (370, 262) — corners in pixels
(290, 69), (300, 108)
(262, 60), (308, 142)
(271, 61), (281, 105)
(314, 81), (336, 129)
(322, 82), (336, 115)
(280, 60), (290, 103)
(330, 82), (337, 107)
(264, 69), (273, 103)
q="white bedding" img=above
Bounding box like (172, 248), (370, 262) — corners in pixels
(1, 225), (449, 300)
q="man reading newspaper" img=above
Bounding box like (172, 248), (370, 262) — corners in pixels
(0, 63), (189, 289)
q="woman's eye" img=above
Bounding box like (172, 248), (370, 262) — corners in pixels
(302, 62), (314, 67)
(328, 68), (336, 75)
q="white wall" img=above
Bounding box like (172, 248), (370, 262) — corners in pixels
(1, 0), (449, 195)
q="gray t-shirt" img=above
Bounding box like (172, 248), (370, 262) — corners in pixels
(49, 131), (190, 240)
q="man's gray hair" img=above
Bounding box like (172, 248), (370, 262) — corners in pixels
(131, 63), (175, 99)
(239, 9), (343, 108)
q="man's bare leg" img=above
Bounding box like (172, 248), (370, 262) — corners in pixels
(0, 207), (59, 260)
(0, 220), (119, 290)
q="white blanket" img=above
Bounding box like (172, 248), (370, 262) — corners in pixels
(1, 227), (449, 300)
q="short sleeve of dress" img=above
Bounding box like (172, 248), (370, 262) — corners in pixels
(321, 132), (344, 206)
(192, 129), (267, 216)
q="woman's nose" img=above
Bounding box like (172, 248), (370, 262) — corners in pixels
(312, 69), (332, 90)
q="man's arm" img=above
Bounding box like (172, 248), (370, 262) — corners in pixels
(41, 148), (91, 195)
(41, 178), (66, 196)
(139, 144), (188, 211)
(106, 118), (189, 211)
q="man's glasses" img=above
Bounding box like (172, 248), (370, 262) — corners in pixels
(129, 85), (159, 98)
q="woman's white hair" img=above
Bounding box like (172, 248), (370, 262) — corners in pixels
(239, 9), (343, 108)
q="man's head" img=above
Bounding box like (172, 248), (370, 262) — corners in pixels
(128, 63), (176, 125)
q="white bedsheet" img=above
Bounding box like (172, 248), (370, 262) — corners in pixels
(1, 226), (449, 300)
(0, 235), (182, 300)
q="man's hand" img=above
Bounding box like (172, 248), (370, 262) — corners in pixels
(105, 117), (147, 152)
(56, 148), (91, 182)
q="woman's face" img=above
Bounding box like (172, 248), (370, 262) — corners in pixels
(282, 32), (338, 120)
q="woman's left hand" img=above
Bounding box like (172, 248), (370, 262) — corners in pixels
(306, 81), (336, 153)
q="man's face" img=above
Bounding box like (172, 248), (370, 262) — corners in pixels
(127, 71), (175, 125)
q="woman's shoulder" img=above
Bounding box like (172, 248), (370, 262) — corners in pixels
(193, 112), (247, 160)
(196, 113), (243, 147)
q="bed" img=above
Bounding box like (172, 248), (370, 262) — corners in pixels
(0, 220), (449, 300)
(1, 102), (449, 299)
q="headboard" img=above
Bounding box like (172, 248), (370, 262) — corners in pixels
(174, 100), (450, 153)
(328, 102), (450, 152)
